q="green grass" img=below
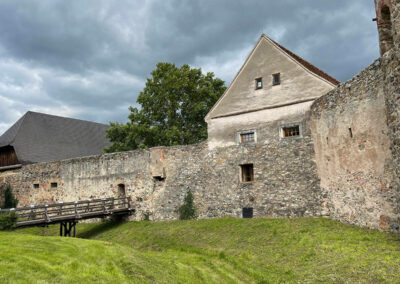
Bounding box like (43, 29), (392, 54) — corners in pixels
(2, 217), (400, 283)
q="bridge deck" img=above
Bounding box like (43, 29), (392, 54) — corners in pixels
(0, 197), (134, 229)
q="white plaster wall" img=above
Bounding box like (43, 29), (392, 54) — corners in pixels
(207, 101), (313, 149)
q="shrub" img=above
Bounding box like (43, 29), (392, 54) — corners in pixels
(0, 211), (18, 230)
(178, 190), (197, 220)
(4, 184), (18, 209)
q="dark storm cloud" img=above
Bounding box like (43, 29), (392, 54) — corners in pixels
(0, 0), (379, 134)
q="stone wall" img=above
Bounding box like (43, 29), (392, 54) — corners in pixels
(1, 114), (322, 221)
(310, 55), (400, 233)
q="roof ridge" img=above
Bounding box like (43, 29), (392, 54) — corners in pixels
(262, 34), (340, 86)
(27, 111), (109, 127)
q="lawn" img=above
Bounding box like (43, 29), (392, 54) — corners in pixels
(2, 217), (400, 283)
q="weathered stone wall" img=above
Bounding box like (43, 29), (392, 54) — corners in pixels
(1, 114), (322, 221)
(0, 182), (6, 207)
(310, 55), (400, 233)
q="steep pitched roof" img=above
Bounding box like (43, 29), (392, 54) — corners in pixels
(205, 34), (339, 121)
(0, 111), (111, 164)
(270, 37), (340, 86)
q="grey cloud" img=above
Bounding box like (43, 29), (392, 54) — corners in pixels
(0, 0), (380, 134)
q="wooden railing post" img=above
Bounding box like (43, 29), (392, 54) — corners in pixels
(45, 205), (49, 222)
(102, 199), (106, 213)
(74, 201), (78, 218)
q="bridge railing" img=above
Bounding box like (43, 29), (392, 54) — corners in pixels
(0, 196), (132, 227)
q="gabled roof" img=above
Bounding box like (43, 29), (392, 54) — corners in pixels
(205, 34), (339, 121)
(0, 111), (111, 164)
(270, 38), (339, 86)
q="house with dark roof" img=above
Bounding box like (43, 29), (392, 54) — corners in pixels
(205, 34), (339, 149)
(0, 111), (111, 169)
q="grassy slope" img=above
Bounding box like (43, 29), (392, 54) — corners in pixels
(4, 218), (400, 283)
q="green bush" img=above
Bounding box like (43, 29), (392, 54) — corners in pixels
(178, 191), (197, 220)
(4, 184), (18, 209)
(0, 211), (18, 230)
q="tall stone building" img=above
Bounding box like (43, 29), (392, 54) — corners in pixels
(1, 0), (399, 233)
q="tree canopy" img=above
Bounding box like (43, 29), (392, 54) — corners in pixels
(104, 63), (226, 152)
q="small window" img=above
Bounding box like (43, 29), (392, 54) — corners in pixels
(282, 126), (300, 138)
(240, 132), (255, 144)
(242, 207), (253, 218)
(255, 78), (262, 90)
(51, 182), (57, 188)
(33, 184), (39, 189)
(273, 73), (280, 85)
(241, 164), (254, 183)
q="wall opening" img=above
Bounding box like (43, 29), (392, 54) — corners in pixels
(242, 207), (253, 218)
(241, 164), (254, 183)
(51, 182), (57, 188)
(118, 184), (126, 197)
(379, 5), (394, 54)
(33, 184), (39, 189)
(349, 128), (353, 138)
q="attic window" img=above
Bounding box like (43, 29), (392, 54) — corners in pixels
(255, 78), (262, 90)
(273, 73), (280, 85)
(51, 182), (58, 188)
(241, 164), (254, 183)
(240, 132), (255, 144)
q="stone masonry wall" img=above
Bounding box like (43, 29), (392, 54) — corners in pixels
(310, 56), (400, 233)
(1, 114), (322, 221)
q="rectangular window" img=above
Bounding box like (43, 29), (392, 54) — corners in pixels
(51, 182), (58, 188)
(242, 207), (253, 218)
(33, 184), (39, 189)
(241, 164), (254, 182)
(240, 132), (255, 144)
(255, 78), (262, 90)
(282, 125), (300, 138)
(273, 73), (280, 85)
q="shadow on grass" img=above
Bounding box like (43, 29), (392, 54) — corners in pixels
(77, 221), (125, 239)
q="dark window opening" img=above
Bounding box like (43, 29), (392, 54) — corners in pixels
(349, 128), (353, 138)
(33, 184), (39, 189)
(240, 132), (255, 144)
(136, 197), (143, 202)
(379, 5), (394, 54)
(273, 73), (281, 85)
(118, 184), (126, 196)
(282, 126), (300, 138)
(51, 182), (57, 188)
(241, 164), (254, 182)
(242, 207), (253, 218)
(255, 78), (262, 90)
(153, 176), (165, 181)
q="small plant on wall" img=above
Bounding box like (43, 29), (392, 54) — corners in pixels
(178, 190), (197, 220)
(4, 184), (18, 209)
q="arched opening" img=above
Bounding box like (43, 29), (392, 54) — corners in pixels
(379, 5), (394, 54)
(117, 184), (126, 197)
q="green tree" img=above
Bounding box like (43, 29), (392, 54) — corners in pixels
(105, 63), (226, 152)
(4, 184), (18, 209)
(178, 190), (197, 220)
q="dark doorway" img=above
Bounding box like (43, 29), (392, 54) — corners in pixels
(118, 184), (126, 197)
(242, 207), (253, 218)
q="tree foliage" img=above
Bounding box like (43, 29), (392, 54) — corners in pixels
(178, 190), (197, 220)
(4, 184), (18, 209)
(105, 63), (226, 152)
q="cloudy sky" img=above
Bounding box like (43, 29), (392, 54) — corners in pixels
(0, 0), (379, 134)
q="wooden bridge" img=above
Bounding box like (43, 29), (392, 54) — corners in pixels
(0, 197), (134, 237)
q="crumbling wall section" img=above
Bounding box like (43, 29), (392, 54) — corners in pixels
(311, 56), (400, 233)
